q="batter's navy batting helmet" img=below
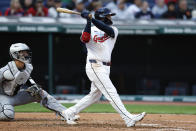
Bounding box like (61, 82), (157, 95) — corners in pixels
(94, 7), (116, 25)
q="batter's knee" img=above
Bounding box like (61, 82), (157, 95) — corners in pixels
(96, 91), (102, 99)
(0, 104), (15, 120)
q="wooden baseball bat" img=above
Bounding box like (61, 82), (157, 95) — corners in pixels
(56, 7), (92, 18)
(56, 8), (81, 15)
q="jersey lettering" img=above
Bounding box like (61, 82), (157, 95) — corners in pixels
(93, 34), (110, 43)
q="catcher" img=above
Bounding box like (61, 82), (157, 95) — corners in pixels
(0, 43), (78, 123)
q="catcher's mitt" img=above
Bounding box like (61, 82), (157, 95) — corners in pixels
(26, 84), (42, 100)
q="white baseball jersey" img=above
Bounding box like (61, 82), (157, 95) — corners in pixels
(85, 26), (118, 62)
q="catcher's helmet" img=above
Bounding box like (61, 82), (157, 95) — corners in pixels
(9, 43), (32, 64)
(94, 7), (116, 25)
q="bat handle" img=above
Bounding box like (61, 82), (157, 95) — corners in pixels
(88, 14), (92, 19)
(76, 12), (81, 15)
(79, 13), (93, 19)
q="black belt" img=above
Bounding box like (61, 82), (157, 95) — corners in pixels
(89, 59), (111, 66)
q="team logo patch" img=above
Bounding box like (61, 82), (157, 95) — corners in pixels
(93, 34), (110, 43)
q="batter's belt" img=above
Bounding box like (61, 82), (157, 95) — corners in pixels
(89, 59), (111, 66)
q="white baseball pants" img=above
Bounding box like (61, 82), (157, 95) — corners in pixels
(69, 60), (132, 121)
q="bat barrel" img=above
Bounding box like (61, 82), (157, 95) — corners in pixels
(56, 8), (81, 15)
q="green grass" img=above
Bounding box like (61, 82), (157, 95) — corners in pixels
(14, 103), (196, 114)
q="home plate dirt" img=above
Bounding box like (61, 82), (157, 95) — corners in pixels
(0, 113), (196, 131)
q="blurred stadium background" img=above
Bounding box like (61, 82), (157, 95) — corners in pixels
(1, 0), (196, 102)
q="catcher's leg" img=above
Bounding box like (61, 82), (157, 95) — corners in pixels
(67, 82), (102, 114)
(0, 95), (15, 120)
(12, 86), (66, 113)
(39, 90), (66, 113)
(40, 90), (81, 122)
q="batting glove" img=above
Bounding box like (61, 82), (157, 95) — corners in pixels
(81, 10), (92, 20)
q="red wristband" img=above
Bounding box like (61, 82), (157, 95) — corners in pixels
(81, 32), (91, 43)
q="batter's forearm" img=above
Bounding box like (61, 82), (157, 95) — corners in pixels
(91, 18), (115, 38)
(81, 19), (91, 43)
(84, 19), (91, 33)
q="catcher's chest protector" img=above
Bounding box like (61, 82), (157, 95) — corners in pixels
(2, 61), (32, 96)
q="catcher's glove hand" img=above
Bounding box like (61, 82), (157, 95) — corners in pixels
(26, 84), (42, 100)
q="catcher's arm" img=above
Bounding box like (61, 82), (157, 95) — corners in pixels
(25, 77), (42, 99)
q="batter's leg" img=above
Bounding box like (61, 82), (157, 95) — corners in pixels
(68, 82), (102, 114)
(90, 71), (131, 120)
(88, 66), (145, 126)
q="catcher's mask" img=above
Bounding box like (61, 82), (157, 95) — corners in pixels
(9, 43), (32, 64)
(94, 7), (116, 25)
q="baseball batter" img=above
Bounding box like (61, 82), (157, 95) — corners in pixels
(0, 43), (77, 123)
(63, 8), (146, 127)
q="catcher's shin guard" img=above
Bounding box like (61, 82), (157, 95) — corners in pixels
(40, 90), (66, 113)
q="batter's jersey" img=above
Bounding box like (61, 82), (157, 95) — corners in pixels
(85, 26), (118, 62)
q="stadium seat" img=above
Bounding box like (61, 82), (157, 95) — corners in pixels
(187, 0), (196, 10)
(0, 0), (10, 14)
(147, 0), (155, 8)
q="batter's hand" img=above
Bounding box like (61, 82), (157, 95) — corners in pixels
(81, 10), (92, 20)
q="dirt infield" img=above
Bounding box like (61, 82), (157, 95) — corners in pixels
(0, 113), (195, 131)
